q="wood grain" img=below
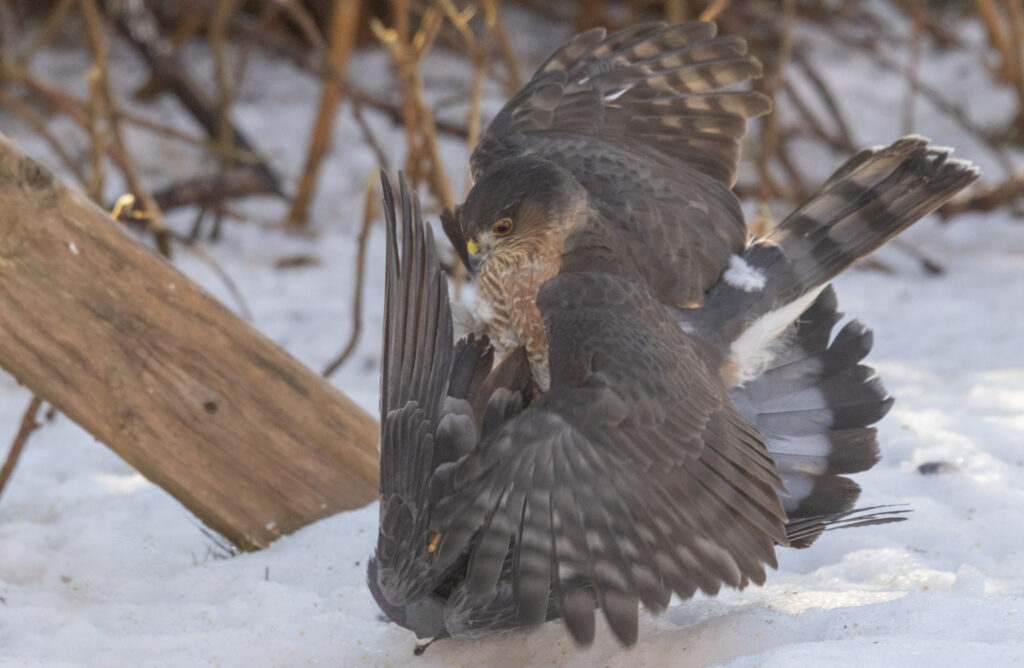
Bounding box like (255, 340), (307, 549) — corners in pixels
(0, 132), (379, 549)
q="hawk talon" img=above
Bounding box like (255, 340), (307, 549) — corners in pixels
(413, 637), (435, 655)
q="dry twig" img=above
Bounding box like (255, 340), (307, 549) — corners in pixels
(5, 66), (262, 218)
(110, 0), (285, 197)
(975, 0), (1024, 131)
(699, 0), (732, 22)
(15, 0), (75, 65)
(151, 168), (279, 212)
(752, 0), (796, 233)
(0, 396), (43, 502)
(0, 88), (88, 185)
(490, 1), (522, 96)
(184, 242), (254, 322)
(81, 0), (174, 256)
(227, 8), (471, 140)
(323, 175), (377, 377)
(373, 0), (455, 208)
(790, 48), (856, 151)
(351, 86), (470, 139)
(821, 21), (1017, 178)
(938, 175), (1024, 219)
(351, 96), (392, 171)
(0, 1), (14, 64)
(287, 0), (362, 228)
(781, 81), (853, 154)
(902, 1), (925, 135)
(208, 0), (242, 240)
(892, 238), (945, 275)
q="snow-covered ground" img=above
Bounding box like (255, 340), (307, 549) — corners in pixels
(1, 9), (1022, 667)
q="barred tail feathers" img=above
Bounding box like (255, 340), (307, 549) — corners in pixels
(728, 286), (905, 547)
(697, 135), (978, 384)
(757, 135), (978, 306)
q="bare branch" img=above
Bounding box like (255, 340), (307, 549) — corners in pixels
(0, 396), (44, 503)
(109, 0), (285, 197)
(287, 0), (362, 227)
(323, 175), (377, 377)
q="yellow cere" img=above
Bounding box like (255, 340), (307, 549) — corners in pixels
(466, 240), (479, 256)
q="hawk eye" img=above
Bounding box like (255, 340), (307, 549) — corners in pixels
(492, 219), (512, 236)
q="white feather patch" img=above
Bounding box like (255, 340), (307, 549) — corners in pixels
(450, 302), (487, 341)
(723, 255), (766, 292)
(730, 285), (828, 385)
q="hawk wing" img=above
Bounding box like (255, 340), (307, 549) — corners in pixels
(373, 173), (553, 642)
(374, 174), (476, 604)
(434, 249), (789, 645)
(470, 22), (771, 306)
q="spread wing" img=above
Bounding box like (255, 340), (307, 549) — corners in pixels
(434, 255), (790, 645)
(470, 22), (771, 306)
(374, 173), (469, 604)
(373, 174), (537, 627)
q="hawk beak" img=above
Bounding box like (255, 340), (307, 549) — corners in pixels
(466, 240), (483, 276)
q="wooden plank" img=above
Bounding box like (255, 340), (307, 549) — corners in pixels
(0, 132), (379, 549)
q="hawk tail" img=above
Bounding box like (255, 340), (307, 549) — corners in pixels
(753, 134), (979, 306)
(701, 136), (977, 341)
(728, 286), (907, 547)
(695, 136), (978, 384)
(695, 140), (966, 547)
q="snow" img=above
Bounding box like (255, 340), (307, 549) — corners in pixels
(1, 9), (1023, 667)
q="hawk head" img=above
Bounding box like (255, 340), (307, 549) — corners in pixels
(453, 157), (588, 275)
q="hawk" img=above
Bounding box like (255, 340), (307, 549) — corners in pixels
(368, 21), (978, 651)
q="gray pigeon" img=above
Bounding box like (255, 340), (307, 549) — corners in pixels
(368, 21), (978, 652)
